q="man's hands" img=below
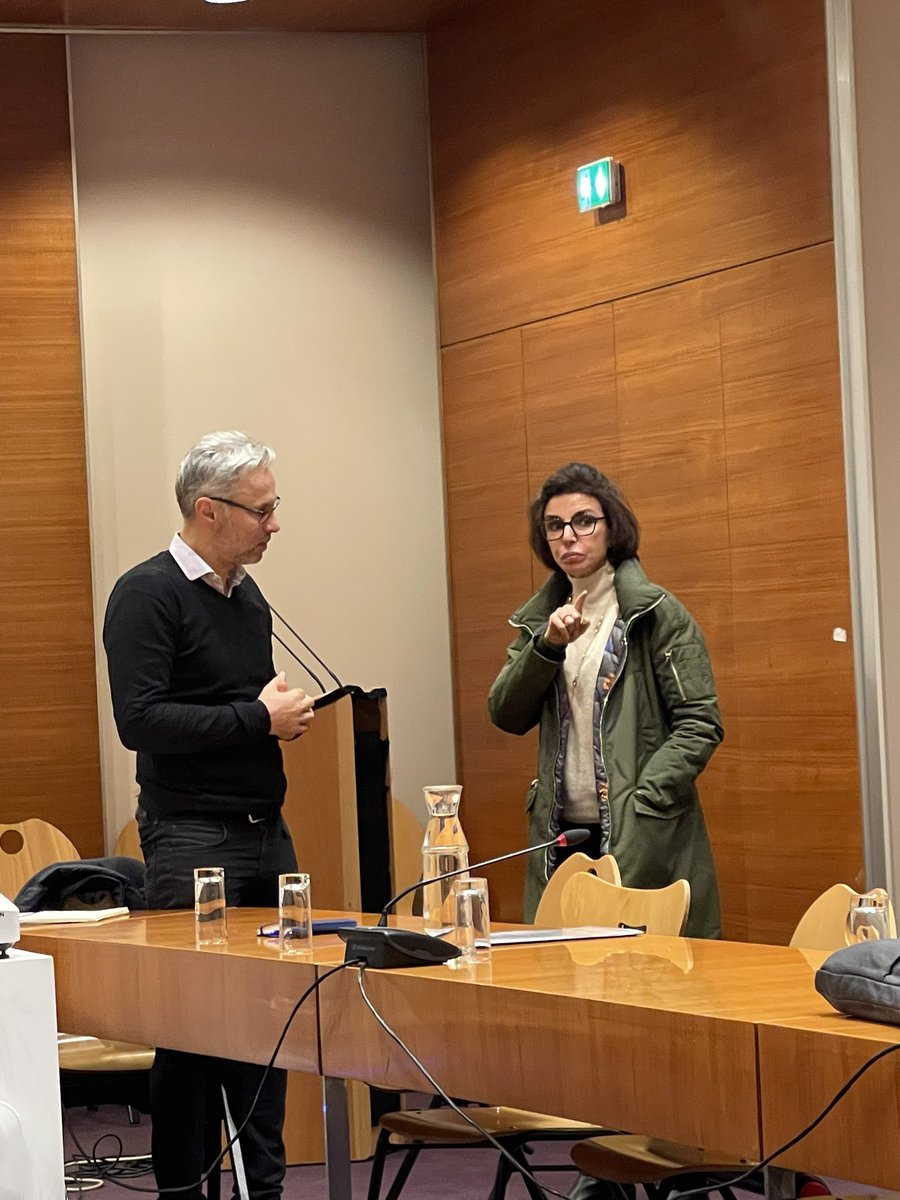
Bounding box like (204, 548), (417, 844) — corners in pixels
(259, 672), (315, 740)
(543, 590), (590, 648)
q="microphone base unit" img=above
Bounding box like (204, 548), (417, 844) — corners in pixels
(338, 926), (461, 970)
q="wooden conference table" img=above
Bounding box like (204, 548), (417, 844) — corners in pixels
(20, 910), (900, 1196)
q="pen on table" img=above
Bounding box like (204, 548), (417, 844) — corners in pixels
(258, 918), (358, 937)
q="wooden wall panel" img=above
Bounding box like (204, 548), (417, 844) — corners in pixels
(0, 0), (469, 32)
(441, 333), (537, 911)
(717, 245), (848, 548)
(522, 307), (619, 594)
(443, 257), (861, 937)
(432, 0), (861, 940)
(521, 307), (619, 493)
(613, 281), (730, 563)
(0, 36), (104, 856)
(429, 0), (833, 346)
(716, 245), (858, 937)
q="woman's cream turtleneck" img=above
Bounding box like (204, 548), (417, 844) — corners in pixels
(561, 560), (618, 823)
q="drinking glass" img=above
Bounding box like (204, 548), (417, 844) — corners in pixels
(849, 889), (891, 941)
(279, 873), (313, 956)
(194, 867), (227, 945)
(447, 876), (490, 967)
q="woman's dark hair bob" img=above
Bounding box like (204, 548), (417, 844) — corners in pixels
(528, 462), (640, 573)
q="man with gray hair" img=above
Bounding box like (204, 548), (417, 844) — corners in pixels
(104, 430), (314, 1199)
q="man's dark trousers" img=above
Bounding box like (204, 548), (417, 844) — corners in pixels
(138, 809), (297, 1200)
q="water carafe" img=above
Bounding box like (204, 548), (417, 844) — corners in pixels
(421, 785), (469, 934)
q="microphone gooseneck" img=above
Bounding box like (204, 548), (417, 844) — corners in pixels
(269, 605), (343, 689)
(376, 826), (591, 926)
(272, 631), (325, 692)
(340, 828), (592, 968)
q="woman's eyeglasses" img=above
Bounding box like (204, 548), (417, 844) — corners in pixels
(542, 513), (606, 541)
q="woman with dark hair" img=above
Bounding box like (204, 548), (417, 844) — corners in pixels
(488, 463), (723, 938)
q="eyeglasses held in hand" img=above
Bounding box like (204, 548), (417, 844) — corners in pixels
(208, 496), (281, 522)
(542, 513), (606, 541)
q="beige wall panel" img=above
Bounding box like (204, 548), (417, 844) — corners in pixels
(0, 35), (103, 853)
(428, 0), (833, 345)
(69, 33), (453, 839)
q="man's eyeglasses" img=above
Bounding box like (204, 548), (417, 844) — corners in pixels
(208, 496), (281, 522)
(542, 513), (606, 541)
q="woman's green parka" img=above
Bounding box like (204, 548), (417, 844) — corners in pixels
(488, 558), (723, 939)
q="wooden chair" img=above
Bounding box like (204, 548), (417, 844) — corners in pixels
(559, 873), (691, 936)
(113, 818), (144, 862)
(568, 882), (884, 1198)
(0, 819), (80, 899)
(0, 820), (155, 1124)
(790, 883), (896, 950)
(365, 858), (678, 1200)
(533, 852), (621, 927)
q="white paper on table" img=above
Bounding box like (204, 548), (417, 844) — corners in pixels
(489, 925), (643, 945)
(19, 907), (130, 925)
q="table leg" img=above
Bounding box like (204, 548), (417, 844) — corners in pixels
(764, 1165), (797, 1200)
(323, 1075), (353, 1200)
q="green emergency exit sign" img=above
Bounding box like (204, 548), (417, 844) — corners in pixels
(576, 157), (622, 212)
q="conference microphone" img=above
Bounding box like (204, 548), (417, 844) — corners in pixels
(338, 827), (591, 969)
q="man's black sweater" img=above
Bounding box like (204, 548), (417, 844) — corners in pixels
(103, 551), (285, 819)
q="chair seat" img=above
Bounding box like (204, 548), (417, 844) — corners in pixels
(383, 1105), (606, 1144)
(58, 1033), (155, 1073)
(571, 1134), (752, 1184)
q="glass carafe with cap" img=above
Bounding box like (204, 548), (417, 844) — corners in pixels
(421, 785), (469, 934)
(849, 888), (891, 942)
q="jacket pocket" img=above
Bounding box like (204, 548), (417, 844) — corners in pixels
(632, 785), (692, 821)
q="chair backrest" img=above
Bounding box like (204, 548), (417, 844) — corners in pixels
(560, 872), (691, 936)
(790, 883), (897, 950)
(113, 819), (144, 862)
(0, 819), (81, 899)
(534, 853), (622, 927)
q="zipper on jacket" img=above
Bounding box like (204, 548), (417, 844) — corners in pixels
(546, 686), (562, 884)
(665, 649), (687, 702)
(598, 593), (665, 847)
(508, 614), (560, 885)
